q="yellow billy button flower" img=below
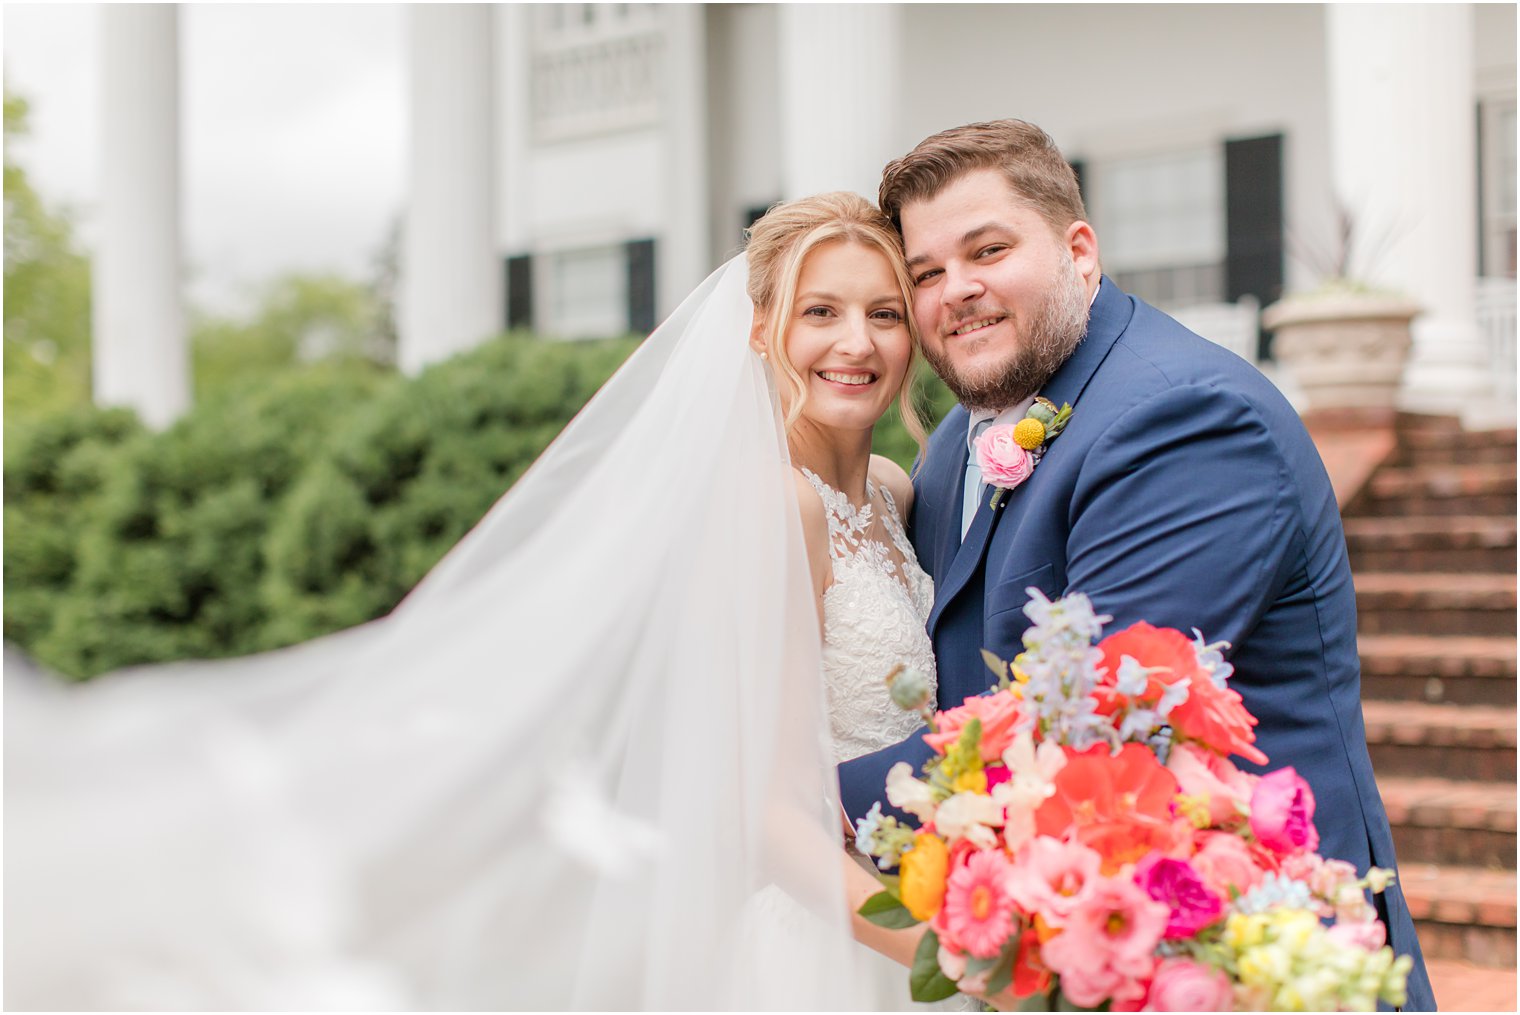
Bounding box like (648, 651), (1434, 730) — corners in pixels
(899, 832), (950, 921)
(1012, 417), (1047, 451)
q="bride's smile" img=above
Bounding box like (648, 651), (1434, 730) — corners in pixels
(782, 239), (913, 437)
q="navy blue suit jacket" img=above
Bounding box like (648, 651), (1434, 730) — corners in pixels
(838, 278), (1433, 1009)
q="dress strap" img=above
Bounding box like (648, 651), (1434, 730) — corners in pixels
(874, 482), (919, 567)
(799, 468), (874, 562)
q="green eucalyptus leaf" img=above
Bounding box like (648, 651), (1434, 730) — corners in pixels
(858, 890), (919, 929)
(909, 928), (961, 1003)
(981, 649), (1010, 681)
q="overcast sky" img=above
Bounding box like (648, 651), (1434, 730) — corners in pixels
(3, 4), (406, 313)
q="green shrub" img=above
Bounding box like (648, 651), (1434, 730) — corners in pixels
(5, 329), (954, 681)
(3, 407), (147, 651)
(257, 335), (638, 647)
(24, 365), (388, 678)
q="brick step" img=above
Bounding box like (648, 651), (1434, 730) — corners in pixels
(1400, 863), (1517, 968)
(1355, 573), (1517, 637)
(1378, 776), (1517, 867)
(1345, 515), (1517, 573)
(1424, 959), (1517, 1012)
(1394, 426), (1517, 467)
(1359, 634), (1517, 706)
(1362, 701), (1516, 782)
(1359, 463), (1517, 516)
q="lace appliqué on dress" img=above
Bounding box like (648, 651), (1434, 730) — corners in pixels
(799, 469), (938, 765)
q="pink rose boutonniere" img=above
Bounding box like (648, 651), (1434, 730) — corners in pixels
(975, 397), (1072, 508)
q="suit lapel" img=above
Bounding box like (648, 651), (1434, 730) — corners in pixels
(928, 481), (1003, 635)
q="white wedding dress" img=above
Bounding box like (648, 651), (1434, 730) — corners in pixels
(3, 256), (957, 1012)
(796, 469), (976, 1012)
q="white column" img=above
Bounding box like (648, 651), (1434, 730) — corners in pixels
(778, 5), (902, 201)
(400, 5), (500, 375)
(659, 5), (712, 320)
(94, 5), (188, 430)
(1326, 3), (1486, 413)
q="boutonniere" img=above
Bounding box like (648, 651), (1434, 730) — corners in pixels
(975, 397), (1073, 509)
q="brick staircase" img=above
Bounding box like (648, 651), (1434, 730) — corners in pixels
(1342, 415), (1517, 976)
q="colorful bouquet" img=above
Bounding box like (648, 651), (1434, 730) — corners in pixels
(855, 591), (1411, 1011)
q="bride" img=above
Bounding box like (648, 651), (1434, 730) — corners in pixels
(7, 194), (961, 1010)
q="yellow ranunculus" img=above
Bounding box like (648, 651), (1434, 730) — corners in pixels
(899, 833), (949, 921)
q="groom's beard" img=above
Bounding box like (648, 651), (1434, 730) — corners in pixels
(922, 258), (1090, 414)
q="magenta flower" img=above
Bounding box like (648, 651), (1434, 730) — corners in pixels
(1250, 767), (1320, 855)
(1131, 855), (1223, 938)
(941, 849), (1017, 959)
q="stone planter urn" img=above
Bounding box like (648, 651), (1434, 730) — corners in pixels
(1261, 292), (1420, 412)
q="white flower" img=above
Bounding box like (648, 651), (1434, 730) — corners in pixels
(884, 762), (939, 822)
(934, 792), (1004, 850)
(993, 732), (1065, 850)
(1113, 655), (1150, 696)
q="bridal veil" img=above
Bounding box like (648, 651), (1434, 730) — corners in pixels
(6, 256), (869, 1010)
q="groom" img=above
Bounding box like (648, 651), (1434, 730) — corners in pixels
(836, 120), (1435, 1010)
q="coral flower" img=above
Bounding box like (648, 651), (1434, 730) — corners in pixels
(1096, 622), (1266, 764)
(1012, 930), (1053, 999)
(1095, 622), (1200, 713)
(1171, 672), (1267, 765)
(942, 850), (1017, 959)
(924, 691), (1025, 761)
(1040, 874), (1167, 1009)
(1035, 744), (1185, 872)
(899, 832), (950, 921)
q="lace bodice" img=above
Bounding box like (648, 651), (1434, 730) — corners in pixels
(800, 469), (937, 764)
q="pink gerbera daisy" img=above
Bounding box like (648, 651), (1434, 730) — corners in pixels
(941, 850), (1016, 959)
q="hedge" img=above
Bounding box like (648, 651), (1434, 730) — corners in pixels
(5, 335), (952, 680)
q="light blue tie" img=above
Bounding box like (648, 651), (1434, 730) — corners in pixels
(961, 418), (994, 541)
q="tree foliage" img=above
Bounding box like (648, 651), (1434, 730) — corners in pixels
(3, 89), (94, 419)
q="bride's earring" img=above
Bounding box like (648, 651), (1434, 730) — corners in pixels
(759, 351), (768, 361)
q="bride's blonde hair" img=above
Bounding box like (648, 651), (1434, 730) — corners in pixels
(745, 192), (928, 454)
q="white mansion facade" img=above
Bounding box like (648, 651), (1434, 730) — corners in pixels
(94, 4), (1516, 428)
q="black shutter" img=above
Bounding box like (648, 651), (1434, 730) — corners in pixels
(626, 238), (657, 335)
(505, 254), (533, 332)
(1068, 159), (1087, 214)
(1224, 134), (1284, 360)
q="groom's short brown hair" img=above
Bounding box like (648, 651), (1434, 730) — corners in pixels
(879, 119), (1088, 236)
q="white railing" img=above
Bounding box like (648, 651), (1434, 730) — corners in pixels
(1477, 277), (1517, 409)
(531, 31), (663, 142)
(1170, 295), (1262, 365)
